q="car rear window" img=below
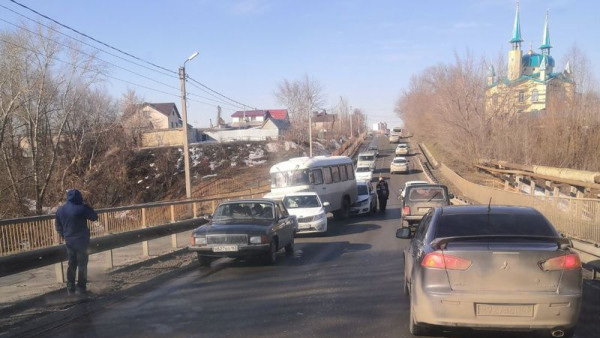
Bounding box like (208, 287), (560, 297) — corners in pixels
(408, 187), (445, 201)
(435, 213), (557, 238)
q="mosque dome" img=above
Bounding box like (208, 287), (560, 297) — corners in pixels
(522, 53), (555, 68)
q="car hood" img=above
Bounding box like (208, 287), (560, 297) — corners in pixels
(356, 194), (370, 203)
(287, 207), (324, 218)
(194, 219), (274, 235)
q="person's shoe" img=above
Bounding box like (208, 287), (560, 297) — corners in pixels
(75, 287), (87, 296)
(67, 288), (76, 296)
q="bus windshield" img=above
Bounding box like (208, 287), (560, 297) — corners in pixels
(358, 155), (374, 161)
(270, 170), (310, 188)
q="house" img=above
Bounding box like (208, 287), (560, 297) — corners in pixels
(262, 118), (290, 136)
(123, 102), (182, 130)
(312, 111), (337, 132)
(230, 109), (289, 128)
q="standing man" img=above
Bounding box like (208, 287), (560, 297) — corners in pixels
(55, 189), (98, 295)
(376, 176), (390, 212)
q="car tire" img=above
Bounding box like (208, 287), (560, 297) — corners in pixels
(264, 241), (277, 265)
(197, 253), (212, 267)
(333, 197), (350, 220)
(284, 237), (295, 256)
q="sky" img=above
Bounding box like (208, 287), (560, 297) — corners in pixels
(0, 0), (598, 128)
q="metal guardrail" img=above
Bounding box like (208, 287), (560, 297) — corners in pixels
(439, 163), (600, 244)
(0, 185), (271, 257)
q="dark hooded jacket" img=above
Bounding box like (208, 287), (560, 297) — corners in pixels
(55, 189), (98, 250)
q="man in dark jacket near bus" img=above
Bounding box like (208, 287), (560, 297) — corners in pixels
(55, 189), (98, 295)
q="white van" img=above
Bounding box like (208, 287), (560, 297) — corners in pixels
(357, 151), (376, 170)
(389, 126), (403, 143)
(266, 156), (357, 219)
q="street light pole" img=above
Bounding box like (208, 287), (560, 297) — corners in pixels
(179, 51), (199, 199)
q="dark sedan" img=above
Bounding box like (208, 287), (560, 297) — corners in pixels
(189, 199), (297, 266)
(397, 205), (582, 337)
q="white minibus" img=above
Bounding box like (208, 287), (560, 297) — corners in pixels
(266, 156), (357, 220)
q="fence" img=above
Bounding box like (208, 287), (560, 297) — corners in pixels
(439, 163), (600, 244)
(0, 184), (271, 257)
(333, 133), (366, 157)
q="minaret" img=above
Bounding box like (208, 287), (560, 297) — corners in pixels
(540, 54), (548, 81)
(540, 10), (552, 56)
(507, 2), (524, 81)
(487, 64), (496, 86)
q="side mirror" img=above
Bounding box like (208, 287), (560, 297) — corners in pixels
(396, 228), (413, 239)
(448, 193), (455, 199)
(203, 214), (213, 221)
(323, 201), (330, 207)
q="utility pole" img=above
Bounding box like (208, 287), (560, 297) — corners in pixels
(308, 97), (313, 157)
(350, 105), (353, 138)
(179, 52), (198, 200)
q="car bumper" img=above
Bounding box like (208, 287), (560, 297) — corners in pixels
(188, 244), (270, 258)
(413, 288), (582, 330)
(390, 166), (408, 173)
(350, 205), (371, 215)
(296, 217), (327, 233)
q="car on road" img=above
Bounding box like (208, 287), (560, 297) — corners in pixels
(350, 180), (378, 215)
(189, 199), (297, 266)
(401, 184), (452, 228)
(282, 192), (329, 234)
(395, 143), (409, 155)
(368, 145), (379, 157)
(399, 180), (429, 199)
(357, 151), (377, 170)
(390, 156), (410, 174)
(355, 165), (374, 182)
(396, 206), (582, 337)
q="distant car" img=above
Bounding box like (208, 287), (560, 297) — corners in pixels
(401, 184), (452, 228)
(357, 151), (377, 170)
(350, 181), (378, 215)
(400, 180), (429, 199)
(389, 135), (399, 143)
(395, 143), (409, 155)
(189, 199), (297, 266)
(397, 206), (582, 337)
(355, 166), (374, 181)
(282, 192), (329, 234)
(367, 145), (379, 157)
(390, 156), (410, 174)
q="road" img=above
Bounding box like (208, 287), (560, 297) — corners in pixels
(36, 136), (600, 338)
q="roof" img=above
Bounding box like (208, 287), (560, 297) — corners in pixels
(264, 118), (290, 130)
(522, 53), (555, 68)
(510, 3), (523, 43)
(270, 156), (353, 173)
(439, 205), (540, 216)
(146, 103), (180, 118)
(231, 110), (266, 118)
(312, 112), (337, 123)
(267, 109), (288, 120)
(540, 11), (552, 50)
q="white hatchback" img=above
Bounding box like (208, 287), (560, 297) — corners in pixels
(355, 166), (373, 181)
(282, 192), (329, 234)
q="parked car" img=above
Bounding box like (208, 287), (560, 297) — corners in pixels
(390, 156), (410, 174)
(397, 206), (582, 337)
(401, 184), (452, 228)
(395, 143), (409, 155)
(355, 166), (374, 181)
(399, 180), (429, 199)
(188, 199), (297, 266)
(282, 192), (329, 234)
(350, 180), (378, 215)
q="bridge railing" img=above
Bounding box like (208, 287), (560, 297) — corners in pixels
(439, 163), (600, 244)
(0, 184), (271, 257)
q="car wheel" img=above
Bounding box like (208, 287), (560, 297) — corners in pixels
(284, 237), (295, 256)
(197, 253), (212, 267)
(403, 255), (409, 296)
(333, 197), (350, 220)
(409, 297), (429, 336)
(264, 241), (277, 265)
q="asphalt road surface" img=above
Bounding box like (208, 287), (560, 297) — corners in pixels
(39, 136), (600, 338)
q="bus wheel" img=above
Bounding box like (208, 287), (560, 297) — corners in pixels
(334, 197), (350, 220)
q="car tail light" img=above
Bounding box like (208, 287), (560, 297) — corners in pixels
(421, 252), (471, 270)
(540, 254), (581, 271)
(403, 206), (410, 215)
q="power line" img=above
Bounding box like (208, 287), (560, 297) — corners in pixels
(8, 0), (177, 75)
(0, 3), (176, 79)
(188, 76), (257, 111)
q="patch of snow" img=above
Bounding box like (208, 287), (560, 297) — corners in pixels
(248, 148), (265, 160)
(137, 179), (143, 184)
(284, 141), (298, 151)
(149, 163), (155, 167)
(146, 186), (150, 189)
(266, 142), (279, 153)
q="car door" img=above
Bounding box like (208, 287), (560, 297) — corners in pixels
(406, 211), (433, 291)
(275, 202), (294, 246)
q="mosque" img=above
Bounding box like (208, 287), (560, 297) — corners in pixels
(486, 3), (574, 115)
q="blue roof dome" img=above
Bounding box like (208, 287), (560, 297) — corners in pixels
(522, 53), (555, 68)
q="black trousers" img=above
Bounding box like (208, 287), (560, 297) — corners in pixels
(378, 196), (388, 211)
(66, 245), (89, 290)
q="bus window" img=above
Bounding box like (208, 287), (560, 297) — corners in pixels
(346, 164), (355, 179)
(331, 166), (340, 183)
(323, 167), (332, 184)
(339, 165), (348, 181)
(310, 169), (324, 185)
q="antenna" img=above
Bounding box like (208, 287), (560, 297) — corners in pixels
(488, 197), (492, 212)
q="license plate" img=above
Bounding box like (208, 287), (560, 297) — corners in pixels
(418, 207), (431, 213)
(212, 245), (238, 252)
(298, 223), (311, 229)
(476, 304), (534, 317)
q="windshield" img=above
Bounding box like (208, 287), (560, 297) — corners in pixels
(214, 202), (275, 220)
(358, 155), (374, 161)
(408, 188), (445, 201)
(356, 167), (371, 172)
(393, 159), (407, 164)
(283, 195), (321, 208)
(393, 128), (402, 132)
(357, 185), (369, 195)
(270, 170), (309, 188)
(436, 213), (557, 238)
